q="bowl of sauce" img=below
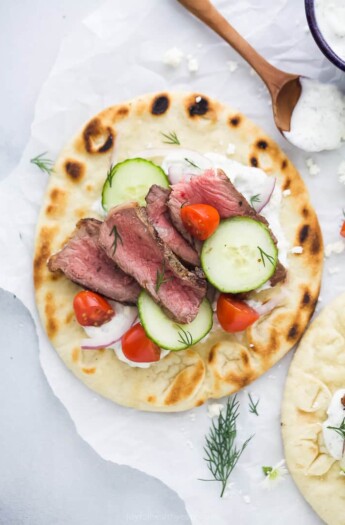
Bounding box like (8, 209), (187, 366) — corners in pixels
(305, 0), (345, 71)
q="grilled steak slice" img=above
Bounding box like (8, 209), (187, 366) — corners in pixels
(145, 185), (199, 266)
(269, 261), (287, 287)
(168, 168), (286, 286)
(168, 168), (259, 239)
(47, 218), (141, 304)
(99, 204), (207, 323)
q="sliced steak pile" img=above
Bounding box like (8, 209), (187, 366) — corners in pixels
(98, 203), (207, 324)
(168, 168), (287, 285)
(145, 185), (199, 266)
(48, 218), (141, 304)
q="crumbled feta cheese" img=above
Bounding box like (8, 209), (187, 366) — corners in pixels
(325, 240), (345, 257)
(188, 56), (199, 73)
(227, 60), (238, 73)
(338, 161), (345, 184)
(226, 143), (236, 156)
(163, 47), (184, 68)
(306, 157), (320, 176)
(186, 440), (194, 449)
(243, 495), (251, 504)
(207, 403), (224, 418)
(290, 246), (303, 254)
(282, 189), (291, 197)
(328, 266), (340, 275)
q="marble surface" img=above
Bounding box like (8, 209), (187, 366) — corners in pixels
(0, 1), (189, 523)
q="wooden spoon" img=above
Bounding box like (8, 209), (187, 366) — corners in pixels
(177, 0), (301, 132)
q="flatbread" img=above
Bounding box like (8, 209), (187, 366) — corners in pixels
(33, 91), (323, 412)
(282, 294), (345, 525)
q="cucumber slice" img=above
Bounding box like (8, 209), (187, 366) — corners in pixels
(102, 158), (169, 211)
(201, 217), (278, 293)
(138, 292), (213, 351)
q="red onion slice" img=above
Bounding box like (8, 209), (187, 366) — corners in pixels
(252, 177), (276, 213)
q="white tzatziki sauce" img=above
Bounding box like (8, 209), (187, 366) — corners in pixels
(315, 0), (345, 61)
(284, 78), (345, 152)
(204, 153), (290, 268)
(322, 389), (345, 460)
(82, 302), (170, 369)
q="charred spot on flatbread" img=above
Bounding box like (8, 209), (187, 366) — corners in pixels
(229, 115), (241, 127)
(281, 159), (288, 170)
(299, 224), (310, 244)
(71, 347), (80, 363)
(83, 118), (114, 154)
(45, 188), (67, 217)
(302, 290), (311, 306)
(82, 367), (96, 374)
(302, 207), (310, 218)
(250, 156), (259, 167)
(151, 94), (170, 115)
(44, 292), (58, 339)
(256, 139), (268, 150)
(288, 323), (299, 340)
(188, 95), (209, 117)
(115, 106), (129, 118)
(283, 178), (291, 190)
(64, 160), (85, 183)
(311, 232), (322, 254)
(164, 357), (205, 405)
(34, 225), (59, 289)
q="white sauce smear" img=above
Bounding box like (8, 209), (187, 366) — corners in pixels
(284, 78), (345, 152)
(322, 388), (345, 460)
(315, 0), (345, 60)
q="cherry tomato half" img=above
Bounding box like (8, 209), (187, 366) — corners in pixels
(181, 204), (220, 241)
(73, 291), (114, 327)
(122, 323), (161, 363)
(341, 221), (345, 238)
(217, 294), (259, 333)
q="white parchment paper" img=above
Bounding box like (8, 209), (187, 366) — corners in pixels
(1, 0), (345, 523)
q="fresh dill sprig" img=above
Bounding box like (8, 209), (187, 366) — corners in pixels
(184, 157), (200, 169)
(155, 262), (173, 292)
(250, 194), (261, 207)
(327, 417), (345, 440)
(176, 325), (194, 347)
(257, 246), (275, 267)
(109, 225), (122, 254)
(200, 395), (253, 497)
(160, 131), (180, 145)
(106, 164), (115, 188)
(248, 393), (260, 416)
(30, 152), (54, 175)
(262, 466), (272, 476)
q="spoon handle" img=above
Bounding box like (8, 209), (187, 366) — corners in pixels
(177, 0), (289, 95)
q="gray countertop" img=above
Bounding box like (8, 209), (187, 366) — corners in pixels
(0, 1), (189, 523)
